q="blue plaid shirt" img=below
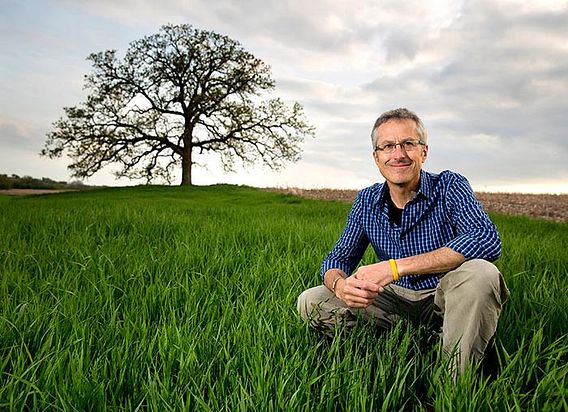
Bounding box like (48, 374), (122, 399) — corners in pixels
(321, 170), (501, 290)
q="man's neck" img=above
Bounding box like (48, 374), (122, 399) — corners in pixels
(387, 182), (419, 209)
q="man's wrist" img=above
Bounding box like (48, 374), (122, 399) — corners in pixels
(389, 259), (400, 281)
(331, 275), (343, 294)
(325, 269), (346, 295)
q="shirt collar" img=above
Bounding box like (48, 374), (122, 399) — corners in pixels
(373, 170), (434, 207)
(416, 170), (434, 199)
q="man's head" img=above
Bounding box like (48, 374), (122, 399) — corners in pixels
(371, 108), (428, 190)
(370, 108), (427, 149)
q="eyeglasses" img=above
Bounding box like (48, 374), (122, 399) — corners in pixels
(374, 139), (425, 154)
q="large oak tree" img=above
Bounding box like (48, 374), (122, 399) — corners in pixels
(42, 24), (314, 185)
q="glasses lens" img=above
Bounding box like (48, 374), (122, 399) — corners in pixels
(402, 141), (418, 151)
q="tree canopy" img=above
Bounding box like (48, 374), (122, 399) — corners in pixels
(42, 24), (315, 185)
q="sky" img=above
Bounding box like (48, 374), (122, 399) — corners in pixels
(1, 0), (567, 193)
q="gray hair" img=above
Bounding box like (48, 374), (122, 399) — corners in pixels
(370, 108), (428, 149)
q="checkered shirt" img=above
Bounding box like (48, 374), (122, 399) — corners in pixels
(320, 170), (501, 290)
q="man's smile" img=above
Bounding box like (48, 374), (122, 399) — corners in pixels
(388, 162), (412, 168)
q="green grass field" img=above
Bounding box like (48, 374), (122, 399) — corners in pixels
(0, 186), (566, 411)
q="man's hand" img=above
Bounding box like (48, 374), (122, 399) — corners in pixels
(353, 261), (395, 287)
(335, 276), (383, 308)
(326, 249), (466, 309)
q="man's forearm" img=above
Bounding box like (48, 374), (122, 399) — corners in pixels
(396, 246), (465, 277)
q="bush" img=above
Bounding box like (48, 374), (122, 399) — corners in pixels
(0, 174), (13, 189)
(0, 174), (88, 190)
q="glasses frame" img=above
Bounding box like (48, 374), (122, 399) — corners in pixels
(374, 139), (425, 154)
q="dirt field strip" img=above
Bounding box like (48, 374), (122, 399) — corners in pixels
(265, 188), (568, 223)
(0, 189), (77, 196)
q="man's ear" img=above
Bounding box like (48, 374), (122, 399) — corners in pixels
(373, 150), (380, 167)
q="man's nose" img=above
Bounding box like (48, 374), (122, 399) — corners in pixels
(391, 143), (407, 157)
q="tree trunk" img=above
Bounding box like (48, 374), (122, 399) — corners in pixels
(180, 146), (193, 186)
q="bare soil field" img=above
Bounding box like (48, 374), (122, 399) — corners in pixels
(266, 188), (568, 223)
(0, 189), (76, 196)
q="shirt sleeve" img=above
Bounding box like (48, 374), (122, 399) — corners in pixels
(320, 192), (370, 279)
(443, 173), (501, 261)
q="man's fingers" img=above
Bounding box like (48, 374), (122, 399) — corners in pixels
(341, 283), (378, 308)
(349, 277), (382, 293)
(343, 283), (377, 299)
(343, 293), (374, 307)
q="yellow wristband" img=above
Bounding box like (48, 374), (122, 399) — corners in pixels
(389, 259), (400, 282)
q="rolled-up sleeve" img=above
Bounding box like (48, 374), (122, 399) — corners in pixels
(444, 173), (501, 261)
(320, 192), (370, 279)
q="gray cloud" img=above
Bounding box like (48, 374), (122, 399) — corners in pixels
(0, 117), (41, 150)
(351, 1), (568, 185)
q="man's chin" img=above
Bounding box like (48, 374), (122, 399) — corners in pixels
(384, 171), (420, 187)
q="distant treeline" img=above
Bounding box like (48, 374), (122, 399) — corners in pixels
(0, 174), (89, 190)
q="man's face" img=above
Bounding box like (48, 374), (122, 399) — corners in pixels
(373, 119), (428, 189)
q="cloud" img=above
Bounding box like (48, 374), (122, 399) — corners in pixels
(1, 0), (567, 191)
(0, 117), (42, 150)
(351, 0), (568, 185)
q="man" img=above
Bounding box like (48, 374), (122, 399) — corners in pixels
(297, 108), (509, 376)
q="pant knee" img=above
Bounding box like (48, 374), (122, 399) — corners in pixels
(440, 259), (507, 307)
(296, 289), (311, 321)
(296, 285), (332, 322)
(448, 259), (496, 287)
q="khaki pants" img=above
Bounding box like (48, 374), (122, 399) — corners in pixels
(297, 259), (509, 375)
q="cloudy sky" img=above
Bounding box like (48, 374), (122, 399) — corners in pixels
(1, 0), (567, 193)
